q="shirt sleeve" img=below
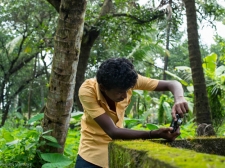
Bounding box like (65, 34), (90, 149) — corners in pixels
(133, 74), (159, 91)
(79, 85), (105, 119)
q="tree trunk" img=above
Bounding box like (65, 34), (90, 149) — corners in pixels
(183, 0), (215, 136)
(1, 104), (10, 126)
(0, 79), (7, 126)
(163, 1), (172, 80)
(74, 27), (100, 111)
(18, 97), (22, 114)
(28, 85), (32, 119)
(74, 0), (113, 111)
(42, 0), (87, 153)
(1, 78), (9, 127)
(28, 56), (37, 119)
(162, 22), (170, 80)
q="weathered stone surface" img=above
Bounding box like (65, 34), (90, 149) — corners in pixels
(152, 137), (225, 156)
(109, 140), (225, 168)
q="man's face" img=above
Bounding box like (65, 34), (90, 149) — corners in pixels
(101, 86), (128, 102)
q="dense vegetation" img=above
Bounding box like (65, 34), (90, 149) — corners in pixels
(0, 0), (225, 167)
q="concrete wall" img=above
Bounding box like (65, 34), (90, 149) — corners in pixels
(108, 139), (225, 168)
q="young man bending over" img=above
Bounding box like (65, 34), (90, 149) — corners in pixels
(75, 58), (188, 168)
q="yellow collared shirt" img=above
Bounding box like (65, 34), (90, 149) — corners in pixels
(78, 74), (159, 168)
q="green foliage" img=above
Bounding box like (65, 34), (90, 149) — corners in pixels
(204, 54), (225, 130)
(0, 126), (40, 165)
(211, 36), (225, 65)
(178, 120), (197, 139)
(41, 153), (73, 168)
(124, 89), (196, 139)
(217, 123), (225, 136)
(0, 0), (57, 123)
(64, 129), (80, 167)
(125, 88), (193, 130)
(166, 52), (225, 131)
(197, 0), (225, 21)
(71, 112), (83, 121)
(84, 0), (169, 80)
(28, 113), (44, 125)
(158, 95), (172, 125)
(146, 123), (159, 130)
(202, 53), (217, 79)
(1, 0), (225, 166)
(165, 70), (189, 86)
(0, 114), (75, 168)
(158, 95), (166, 125)
(124, 118), (144, 129)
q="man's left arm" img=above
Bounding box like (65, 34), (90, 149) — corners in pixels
(154, 80), (189, 120)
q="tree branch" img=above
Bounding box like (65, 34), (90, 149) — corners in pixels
(144, 61), (164, 71)
(46, 0), (60, 13)
(99, 0), (114, 17)
(110, 11), (165, 24)
(8, 67), (47, 102)
(40, 52), (51, 80)
(9, 52), (39, 75)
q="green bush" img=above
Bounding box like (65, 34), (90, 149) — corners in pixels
(0, 113), (78, 168)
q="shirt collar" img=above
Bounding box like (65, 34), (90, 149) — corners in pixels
(96, 81), (106, 102)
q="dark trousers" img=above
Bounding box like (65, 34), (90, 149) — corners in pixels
(75, 154), (102, 168)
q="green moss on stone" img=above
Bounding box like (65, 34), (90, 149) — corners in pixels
(152, 137), (225, 156)
(109, 140), (225, 168)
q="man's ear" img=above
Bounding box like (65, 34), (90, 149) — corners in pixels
(99, 84), (106, 92)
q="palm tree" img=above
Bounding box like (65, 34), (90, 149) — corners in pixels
(183, 0), (215, 136)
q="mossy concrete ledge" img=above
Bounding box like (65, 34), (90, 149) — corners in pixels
(152, 137), (225, 156)
(108, 140), (225, 168)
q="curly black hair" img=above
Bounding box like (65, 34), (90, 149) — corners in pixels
(96, 58), (138, 90)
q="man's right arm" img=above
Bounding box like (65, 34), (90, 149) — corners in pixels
(94, 113), (180, 141)
(79, 84), (180, 141)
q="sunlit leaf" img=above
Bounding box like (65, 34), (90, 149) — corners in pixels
(71, 112), (83, 120)
(165, 49), (170, 57)
(15, 112), (24, 119)
(28, 113), (44, 124)
(162, 102), (172, 121)
(42, 135), (58, 143)
(25, 142), (36, 150)
(42, 162), (72, 168)
(41, 153), (72, 167)
(202, 53), (217, 79)
(46, 142), (62, 148)
(124, 118), (143, 128)
(133, 90), (144, 96)
(175, 66), (191, 72)
(64, 144), (74, 156)
(165, 70), (188, 86)
(187, 86), (194, 92)
(42, 129), (53, 135)
(27, 130), (39, 138)
(36, 126), (43, 134)
(2, 130), (14, 142)
(6, 139), (20, 146)
(24, 47), (32, 53)
(146, 123), (159, 130)
(5, 35), (23, 54)
(125, 96), (135, 114)
(216, 65), (225, 76)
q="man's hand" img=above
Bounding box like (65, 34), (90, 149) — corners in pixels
(94, 113), (181, 140)
(152, 127), (180, 141)
(172, 96), (189, 120)
(154, 80), (189, 120)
